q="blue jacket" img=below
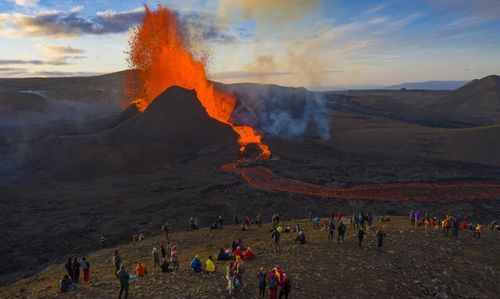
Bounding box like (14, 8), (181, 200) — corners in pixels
(190, 258), (202, 271)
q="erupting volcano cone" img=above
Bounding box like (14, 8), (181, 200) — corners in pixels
(126, 4), (270, 159)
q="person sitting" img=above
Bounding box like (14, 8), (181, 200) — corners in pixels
(295, 230), (306, 244)
(205, 256), (216, 273)
(217, 248), (227, 261)
(233, 246), (243, 259)
(59, 275), (72, 293)
(210, 219), (219, 230)
(243, 246), (255, 260)
(135, 263), (147, 277)
(160, 258), (170, 273)
(190, 255), (203, 273)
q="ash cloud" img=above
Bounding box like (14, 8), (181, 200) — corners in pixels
(229, 84), (331, 141)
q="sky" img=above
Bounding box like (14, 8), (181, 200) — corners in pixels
(0, 0), (499, 87)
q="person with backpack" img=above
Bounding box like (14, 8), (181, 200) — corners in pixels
(190, 255), (203, 273)
(113, 251), (121, 278)
(72, 257), (80, 284)
(279, 273), (291, 299)
(160, 244), (166, 259)
(267, 269), (278, 299)
(81, 257), (90, 284)
(205, 256), (216, 273)
(161, 258), (170, 273)
(272, 228), (281, 252)
(117, 265), (130, 299)
(358, 228), (365, 247)
(65, 258), (74, 282)
(338, 220), (346, 243)
(327, 218), (336, 242)
(171, 245), (179, 271)
(257, 267), (267, 298)
(234, 256), (245, 288)
(59, 275), (72, 293)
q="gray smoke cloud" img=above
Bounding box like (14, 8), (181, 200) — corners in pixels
(226, 84), (331, 141)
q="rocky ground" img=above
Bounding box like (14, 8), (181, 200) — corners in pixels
(1, 217), (498, 299)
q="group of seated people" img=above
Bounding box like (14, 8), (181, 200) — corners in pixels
(189, 255), (216, 274)
(59, 275), (77, 293)
(216, 239), (255, 261)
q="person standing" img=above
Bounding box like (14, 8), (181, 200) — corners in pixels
(267, 269), (278, 299)
(226, 262), (235, 295)
(376, 229), (386, 248)
(257, 267), (267, 298)
(117, 265), (130, 299)
(452, 218), (459, 239)
(358, 228), (365, 247)
(474, 224), (482, 238)
(271, 228), (281, 252)
(279, 273), (291, 299)
(81, 257), (90, 284)
(160, 244), (166, 259)
(256, 213), (262, 228)
(152, 247), (160, 268)
(161, 223), (170, 240)
(218, 216), (224, 229)
(410, 210), (415, 226)
(170, 245), (179, 271)
(72, 257), (80, 284)
(65, 258), (74, 282)
(100, 236), (106, 249)
(327, 218), (336, 242)
(113, 251), (121, 278)
(338, 220), (346, 243)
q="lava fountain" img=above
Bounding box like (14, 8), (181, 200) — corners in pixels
(126, 4), (270, 159)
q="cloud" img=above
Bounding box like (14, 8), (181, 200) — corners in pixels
(0, 7), (145, 38)
(12, 0), (38, 7)
(0, 68), (103, 78)
(0, 59), (46, 65)
(35, 43), (84, 55)
(179, 11), (237, 44)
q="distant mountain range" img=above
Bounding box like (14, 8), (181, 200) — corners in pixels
(309, 80), (471, 91)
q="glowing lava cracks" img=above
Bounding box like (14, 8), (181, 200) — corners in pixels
(126, 5), (270, 159)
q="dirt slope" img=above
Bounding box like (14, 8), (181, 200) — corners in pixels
(0, 217), (498, 299)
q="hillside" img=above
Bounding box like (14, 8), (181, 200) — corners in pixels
(427, 75), (500, 124)
(0, 217), (498, 299)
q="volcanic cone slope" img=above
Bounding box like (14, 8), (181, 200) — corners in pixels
(28, 86), (239, 180)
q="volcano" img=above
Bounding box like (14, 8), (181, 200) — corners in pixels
(22, 86), (239, 180)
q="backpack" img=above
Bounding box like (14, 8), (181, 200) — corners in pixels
(268, 276), (277, 288)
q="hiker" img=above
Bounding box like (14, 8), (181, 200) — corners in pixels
(256, 213), (262, 228)
(138, 233), (145, 241)
(267, 269), (279, 299)
(242, 216), (251, 231)
(295, 223), (301, 233)
(337, 211), (343, 222)
(160, 244), (166, 259)
(415, 209), (421, 227)
(295, 230), (306, 244)
(135, 263), (147, 276)
(100, 236), (106, 249)
(367, 212), (373, 227)
(358, 228), (365, 247)
(65, 258), (74, 282)
(217, 248), (230, 261)
(190, 255), (203, 273)
(234, 215), (239, 225)
(327, 218), (336, 242)
(410, 210), (415, 226)
(161, 223), (170, 240)
(113, 251), (121, 277)
(206, 256), (216, 273)
(338, 220), (346, 243)
(132, 233), (138, 242)
(72, 257), (80, 284)
(59, 275), (72, 293)
(313, 216), (321, 230)
(117, 265), (130, 299)
(443, 217), (451, 236)
(231, 240), (238, 252)
(165, 242), (172, 259)
(81, 257), (90, 284)
(257, 267), (267, 298)
(218, 216), (224, 228)
(279, 273), (291, 299)
(190, 217), (198, 230)
(490, 221), (497, 231)
(376, 229), (386, 247)
(152, 247), (160, 268)
(234, 256), (245, 289)
(244, 246), (255, 260)
(272, 228), (281, 252)
(233, 246), (244, 259)
(474, 224), (482, 238)
(358, 212), (365, 228)
(171, 245), (179, 271)
(226, 262), (235, 294)
(161, 258), (170, 273)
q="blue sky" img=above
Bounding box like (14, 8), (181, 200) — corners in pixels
(0, 0), (499, 86)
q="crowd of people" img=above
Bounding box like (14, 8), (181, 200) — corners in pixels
(56, 210), (497, 298)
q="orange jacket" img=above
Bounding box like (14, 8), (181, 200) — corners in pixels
(135, 264), (147, 276)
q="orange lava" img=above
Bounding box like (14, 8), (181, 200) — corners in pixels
(221, 160), (500, 201)
(126, 4), (270, 159)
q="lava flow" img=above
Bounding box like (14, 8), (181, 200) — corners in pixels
(126, 4), (270, 159)
(221, 159), (500, 201)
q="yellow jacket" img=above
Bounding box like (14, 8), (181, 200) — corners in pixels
(206, 259), (215, 272)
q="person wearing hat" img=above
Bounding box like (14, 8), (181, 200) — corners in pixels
(190, 255), (202, 272)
